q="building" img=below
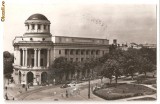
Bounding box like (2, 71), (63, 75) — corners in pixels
(12, 13), (109, 85)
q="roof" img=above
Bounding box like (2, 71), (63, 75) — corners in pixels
(27, 13), (48, 20)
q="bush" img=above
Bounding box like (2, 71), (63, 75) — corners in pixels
(93, 84), (155, 100)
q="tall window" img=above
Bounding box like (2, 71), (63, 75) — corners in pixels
(91, 51), (94, 55)
(40, 58), (43, 66)
(76, 50), (79, 55)
(70, 50), (73, 55)
(70, 58), (73, 62)
(27, 25), (29, 30)
(65, 50), (68, 55)
(59, 50), (61, 54)
(38, 24), (41, 29)
(76, 58), (78, 62)
(103, 51), (105, 55)
(44, 25), (46, 30)
(31, 24), (35, 30)
(86, 50), (89, 55)
(81, 50), (84, 55)
(41, 50), (44, 54)
(96, 50), (99, 55)
(81, 58), (84, 62)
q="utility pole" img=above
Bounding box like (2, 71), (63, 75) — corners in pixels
(88, 69), (91, 99)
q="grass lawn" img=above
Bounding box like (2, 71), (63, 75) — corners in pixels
(94, 83), (155, 100)
(132, 78), (156, 85)
(131, 97), (156, 101)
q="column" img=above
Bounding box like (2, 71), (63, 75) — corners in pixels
(47, 48), (50, 67)
(18, 49), (21, 66)
(34, 49), (37, 67)
(38, 49), (41, 67)
(22, 49), (25, 66)
(25, 48), (28, 67)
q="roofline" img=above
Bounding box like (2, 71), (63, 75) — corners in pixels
(52, 36), (109, 41)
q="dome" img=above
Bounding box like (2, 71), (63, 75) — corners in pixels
(27, 13), (48, 20)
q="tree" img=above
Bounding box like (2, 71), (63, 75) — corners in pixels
(138, 57), (154, 78)
(49, 57), (69, 83)
(101, 59), (119, 84)
(122, 48), (139, 80)
(3, 51), (14, 79)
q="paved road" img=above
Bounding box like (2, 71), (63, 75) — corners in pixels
(5, 77), (157, 101)
(17, 78), (109, 100)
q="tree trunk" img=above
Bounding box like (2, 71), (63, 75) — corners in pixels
(144, 72), (147, 79)
(131, 74), (134, 80)
(110, 78), (112, 84)
(115, 76), (118, 84)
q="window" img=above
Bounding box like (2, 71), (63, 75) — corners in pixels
(40, 58), (43, 66)
(96, 50), (99, 55)
(65, 50), (68, 55)
(86, 51), (89, 55)
(70, 58), (73, 62)
(91, 51), (94, 55)
(81, 50), (84, 55)
(31, 24), (35, 30)
(76, 50), (79, 55)
(41, 50), (44, 54)
(81, 58), (84, 62)
(42, 38), (45, 41)
(44, 25), (46, 30)
(27, 25), (29, 30)
(70, 50), (73, 55)
(32, 58), (34, 67)
(59, 50), (61, 54)
(31, 50), (34, 54)
(38, 24), (41, 29)
(76, 58), (78, 61)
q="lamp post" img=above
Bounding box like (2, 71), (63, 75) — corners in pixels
(88, 69), (91, 99)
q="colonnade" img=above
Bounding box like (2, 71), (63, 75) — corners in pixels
(20, 48), (50, 67)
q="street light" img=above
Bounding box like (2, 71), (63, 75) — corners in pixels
(88, 69), (91, 99)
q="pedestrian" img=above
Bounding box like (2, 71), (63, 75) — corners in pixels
(5, 86), (7, 91)
(53, 79), (56, 85)
(13, 97), (14, 100)
(66, 90), (68, 98)
(25, 87), (27, 91)
(5, 93), (8, 100)
(28, 84), (29, 89)
(61, 93), (63, 98)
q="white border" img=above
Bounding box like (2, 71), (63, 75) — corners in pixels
(0, 0), (159, 104)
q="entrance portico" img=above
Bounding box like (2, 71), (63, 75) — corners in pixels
(20, 48), (50, 68)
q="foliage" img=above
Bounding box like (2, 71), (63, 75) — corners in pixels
(3, 51), (14, 79)
(93, 83), (155, 100)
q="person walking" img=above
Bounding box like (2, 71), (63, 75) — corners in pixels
(5, 86), (7, 91)
(5, 93), (8, 100)
(66, 90), (68, 98)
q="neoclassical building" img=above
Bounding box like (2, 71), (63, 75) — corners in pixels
(12, 13), (109, 85)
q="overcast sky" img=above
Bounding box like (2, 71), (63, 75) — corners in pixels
(3, 0), (157, 53)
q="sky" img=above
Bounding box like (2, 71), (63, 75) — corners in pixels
(3, 0), (157, 53)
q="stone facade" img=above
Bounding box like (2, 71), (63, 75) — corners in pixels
(12, 13), (109, 85)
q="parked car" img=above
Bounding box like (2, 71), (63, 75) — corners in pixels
(67, 81), (77, 87)
(60, 84), (70, 88)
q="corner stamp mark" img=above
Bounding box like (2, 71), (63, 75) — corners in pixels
(1, 1), (5, 22)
